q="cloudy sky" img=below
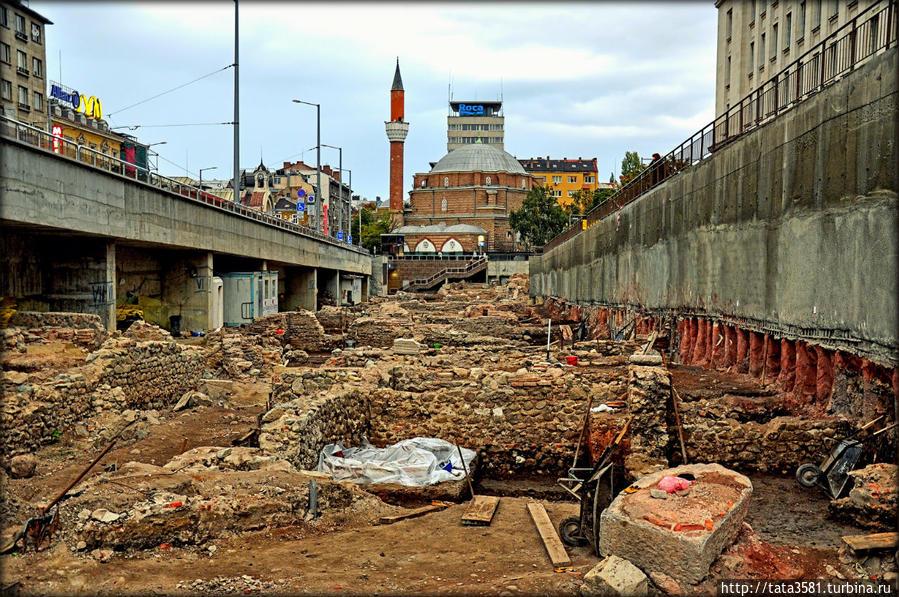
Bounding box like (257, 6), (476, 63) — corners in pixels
(33, 1), (718, 202)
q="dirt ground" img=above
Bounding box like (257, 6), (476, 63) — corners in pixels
(1, 372), (872, 597)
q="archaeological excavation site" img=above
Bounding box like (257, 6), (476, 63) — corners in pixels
(1, 274), (896, 596)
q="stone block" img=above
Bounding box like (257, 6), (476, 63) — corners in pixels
(599, 463), (752, 584)
(580, 555), (648, 597)
(393, 338), (424, 355)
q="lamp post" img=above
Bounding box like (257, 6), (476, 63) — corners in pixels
(293, 99), (320, 232)
(336, 167), (354, 244)
(199, 166), (217, 188)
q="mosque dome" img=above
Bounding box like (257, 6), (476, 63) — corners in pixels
(430, 143), (526, 175)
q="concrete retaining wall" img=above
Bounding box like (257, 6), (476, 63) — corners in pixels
(530, 49), (898, 364)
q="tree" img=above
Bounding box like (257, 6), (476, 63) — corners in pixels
(619, 151), (645, 185)
(564, 186), (619, 216)
(509, 186), (568, 248)
(351, 207), (392, 252)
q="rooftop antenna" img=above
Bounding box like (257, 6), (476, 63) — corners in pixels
(500, 77), (503, 102)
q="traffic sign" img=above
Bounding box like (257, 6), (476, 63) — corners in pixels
(297, 202), (305, 213)
(308, 194), (315, 203)
(337, 232), (344, 241)
(348, 234), (353, 244)
(297, 189), (306, 198)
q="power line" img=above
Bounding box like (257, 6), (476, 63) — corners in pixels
(156, 153), (200, 179)
(107, 64), (234, 118)
(112, 121), (234, 130)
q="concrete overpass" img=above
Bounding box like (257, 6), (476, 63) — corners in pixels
(0, 118), (371, 332)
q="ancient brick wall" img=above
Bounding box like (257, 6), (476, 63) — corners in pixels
(1, 336), (202, 456)
(8, 311), (106, 350)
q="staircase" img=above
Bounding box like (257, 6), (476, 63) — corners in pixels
(405, 256), (488, 292)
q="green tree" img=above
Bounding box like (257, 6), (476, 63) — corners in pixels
(351, 207), (392, 252)
(509, 186), (568, 248)
(619, 151), (644, 185)
(564, 186), (618, 216)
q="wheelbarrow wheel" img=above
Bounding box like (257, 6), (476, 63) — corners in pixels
(559, 516), (588, 547)
(796, 463), (821, 488)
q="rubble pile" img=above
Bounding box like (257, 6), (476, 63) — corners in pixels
(203, 327), (283, 379)
(829, 463), (898, 529)
(121, 320), (173, 342)
(55, 448), (395, 552)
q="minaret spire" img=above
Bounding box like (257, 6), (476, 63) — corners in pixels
(385, 59), (410, 225)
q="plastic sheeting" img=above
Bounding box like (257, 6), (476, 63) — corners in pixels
(317, 437), (477, 486)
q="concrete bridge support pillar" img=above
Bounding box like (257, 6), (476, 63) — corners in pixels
(162, 252), (214, 334)
(283, 267), (317, 312)
(102, 241), (116, 332)
(317, 269), (340, 309)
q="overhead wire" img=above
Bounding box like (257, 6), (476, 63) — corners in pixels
(111, 121), (234, 130)
(106, 64), (234, 118)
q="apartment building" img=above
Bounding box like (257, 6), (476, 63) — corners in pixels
(0, 0), (51, 127)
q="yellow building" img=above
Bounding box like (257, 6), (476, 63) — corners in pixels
(518, 156), (599, 209)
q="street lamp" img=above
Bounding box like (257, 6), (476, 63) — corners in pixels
(293, 99), (320, 232)
(199, 166), (217, 188)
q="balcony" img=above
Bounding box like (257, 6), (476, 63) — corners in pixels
(16, 66), (28, 76)
(17, 102), (30, 111)
(14, 31), (26, 41)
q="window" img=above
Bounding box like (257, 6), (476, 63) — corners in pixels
(485, 176), (491, 185)
(584, 175), (595, 183)
(749, 41), (755, 72)
(760, 33), (766, 65)
(813, 0), (821, 29)
(0, 6), (7, 28)
(750, 0), (756, 23)
(30, 22), (41, 43)
(16, 50), (27, 73)
(785, 13), (792, 47)
(726, 9), (733, 40)
(551, 190), (561, 198)
(0, 42), (8, 64)
(551, 175), (562, 184)
(0, 80), (10, 101)
(441, 198), (447, 212)
(831, 0), (839, 18)
(799, 2), (807, 38)
(771, 24), (778, 61)
(567, 175), (577, 183)
(33, 91), (42, 111)
(14, 13), (25, 35)
(760, 0), (767, 17)
(726, 56), (732, 85)
(17, 85), (28, 107)
(443, 176), (449, 187)
(32, 57), (41, 77)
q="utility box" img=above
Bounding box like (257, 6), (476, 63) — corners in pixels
(220, 271), (278, 326)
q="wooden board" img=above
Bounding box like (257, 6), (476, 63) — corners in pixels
(526, 502), (571, 567)
(842, 532), (898, 552)
(461, 495), (500, 526)
(379, 504), (445, 525)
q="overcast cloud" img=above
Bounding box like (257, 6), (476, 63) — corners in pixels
(34, 1), (717, 201)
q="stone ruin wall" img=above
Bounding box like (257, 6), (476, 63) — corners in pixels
(7, 311), (106, 351)
(1, 334), (202, 456)
(545, 297), (894, 472)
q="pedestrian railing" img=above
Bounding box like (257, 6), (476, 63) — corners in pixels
(0, 115), (370, 256)
(543, 0), (896, 253)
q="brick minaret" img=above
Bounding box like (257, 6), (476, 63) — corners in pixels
(385, 59), (409, 225)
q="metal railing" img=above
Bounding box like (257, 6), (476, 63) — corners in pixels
(543, 0), (896, 253)
(406, 255), (488, 290)
(389, 253), (478, 261)
(0, 115), (370, 256)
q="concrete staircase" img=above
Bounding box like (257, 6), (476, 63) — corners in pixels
(405, 256), (487, 291)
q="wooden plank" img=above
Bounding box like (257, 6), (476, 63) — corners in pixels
(527, 502), (571, 567)
(842, 532), (898, 552)
(379, 504), (444, 525)
(461, 495), (500, 526)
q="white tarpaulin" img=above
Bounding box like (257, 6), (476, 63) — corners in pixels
(317, 437), (477, 486)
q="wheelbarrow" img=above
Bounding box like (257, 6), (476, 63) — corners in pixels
(556, 417), (630, 556)
(795, 415), (897, 499)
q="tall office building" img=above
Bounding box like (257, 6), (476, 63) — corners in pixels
(447, 99), (504, 152)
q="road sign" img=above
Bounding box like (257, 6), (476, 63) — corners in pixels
(348, 234), (353, 244)
(337, 232), (344, 241)
(478, 241), (485, 247)
(297, 189), (306, 198)
(297, 202), (305, 213)
(308, 194), (315, 203)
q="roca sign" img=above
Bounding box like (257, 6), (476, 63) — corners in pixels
(50, 83), (102, 119)
(458, 103), (485, 116)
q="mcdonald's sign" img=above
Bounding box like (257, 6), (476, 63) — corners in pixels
(50, 81), (103, 119)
